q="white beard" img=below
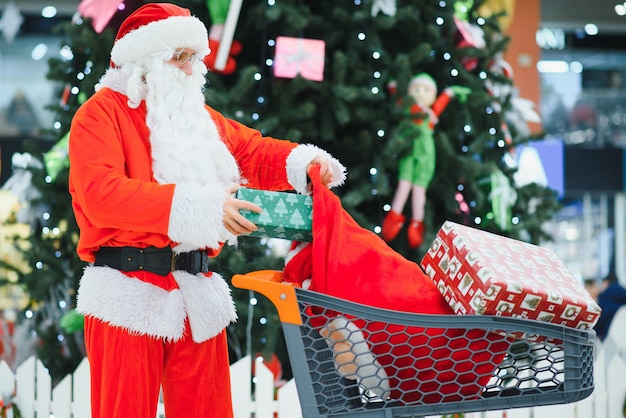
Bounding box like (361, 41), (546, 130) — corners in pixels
(139, 58), (240, 187)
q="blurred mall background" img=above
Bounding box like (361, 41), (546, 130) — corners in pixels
(1, 0), (626, 283)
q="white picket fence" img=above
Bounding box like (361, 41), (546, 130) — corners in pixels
(2, 310), (625, 418)
(0, 355), (302, 418)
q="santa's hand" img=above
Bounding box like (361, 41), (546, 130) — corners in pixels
(307, 157), (333, 187)
(223, 186), (262, 235)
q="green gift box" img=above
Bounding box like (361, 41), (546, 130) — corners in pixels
(236, 188), (313, 241)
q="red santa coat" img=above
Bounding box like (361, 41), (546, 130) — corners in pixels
(69, 70), (345, 343)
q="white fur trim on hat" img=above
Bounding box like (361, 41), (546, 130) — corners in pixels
(167, 183), (235, 252)
(111, 15), (209, 67)
(286, 144), (346, 195)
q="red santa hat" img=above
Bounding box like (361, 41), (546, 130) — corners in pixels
(110, 3), (210, 68)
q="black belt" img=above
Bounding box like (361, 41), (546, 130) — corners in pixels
(94, 246), (210, 276)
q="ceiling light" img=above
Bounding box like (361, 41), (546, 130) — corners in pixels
(569, 61), (583, 73)
(31, 43), (48, 60)
(616, 4), (626, 15)
(41, 6), (57, 18)
(584, 23), (599, 35)
(536, 60), (569, 73)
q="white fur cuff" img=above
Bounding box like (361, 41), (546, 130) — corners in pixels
(168, 183), (235, 252)
(286, 144), (346, 195)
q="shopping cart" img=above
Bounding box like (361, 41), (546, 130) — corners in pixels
(232, 270), (596, 418)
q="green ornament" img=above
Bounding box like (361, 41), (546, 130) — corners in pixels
(60, 309), (85, 333)
(489, 169), (517, 230)
(43, 132), (70, 181)
(454, 0), (474, 21)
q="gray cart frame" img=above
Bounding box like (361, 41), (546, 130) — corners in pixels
(233, 270), (595, 418)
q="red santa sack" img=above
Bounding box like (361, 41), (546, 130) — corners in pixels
(284, 166), (511, 404)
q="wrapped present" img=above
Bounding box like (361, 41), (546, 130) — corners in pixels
(274, 36), (325, 82)
(420, 221), (601, 340)
(236, 188), (312, 241)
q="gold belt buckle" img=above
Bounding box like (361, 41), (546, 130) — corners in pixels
(170, 252), (177, 272)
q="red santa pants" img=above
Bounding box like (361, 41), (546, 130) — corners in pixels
(84, 316), (234, 418)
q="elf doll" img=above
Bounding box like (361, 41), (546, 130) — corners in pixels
(381, 73), (470, 249)
(204, 0), (242, 74)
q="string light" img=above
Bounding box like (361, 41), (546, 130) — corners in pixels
(59, 45), (73, 60)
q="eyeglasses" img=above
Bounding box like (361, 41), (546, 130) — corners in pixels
(172, 49), (199, 66)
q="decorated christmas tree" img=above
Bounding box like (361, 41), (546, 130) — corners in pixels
(0, 0), (560, 383)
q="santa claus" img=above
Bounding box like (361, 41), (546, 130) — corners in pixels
(68, 3), (345, 418)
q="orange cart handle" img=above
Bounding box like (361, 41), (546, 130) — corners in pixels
(231, 270), (302, 325)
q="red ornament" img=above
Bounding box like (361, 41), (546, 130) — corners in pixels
(60, 83), (71, 106)
(453, 16), (486, 71)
